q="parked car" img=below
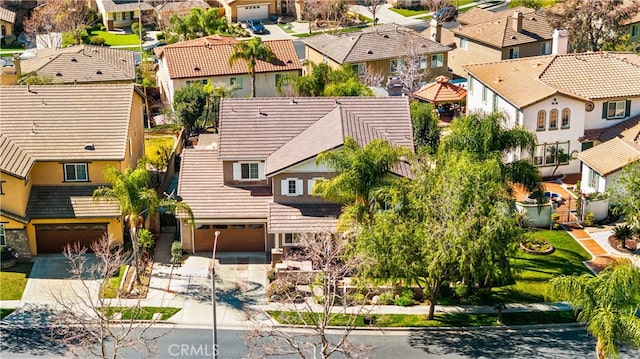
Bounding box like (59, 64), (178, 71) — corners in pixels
(244, 19), (266, 34)
(435, 6), (458, 22)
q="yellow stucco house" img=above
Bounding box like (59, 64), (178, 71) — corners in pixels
(219, 0), (277, 22)
(0, 84), (146, 258)
(0, 6), (16, 44)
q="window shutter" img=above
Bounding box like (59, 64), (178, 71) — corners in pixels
(307, 179), (315, 195)
(258, 162), (266, 180)
(233, 163), (241, 180)
(625, 100), (631, 117)
(602, 102), (608, 119)
(281, 180), (288, 196)
(296, 179), (303, 196)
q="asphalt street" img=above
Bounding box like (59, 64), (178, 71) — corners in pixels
(2, 326), (640, 359)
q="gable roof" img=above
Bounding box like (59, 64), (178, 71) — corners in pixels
(157, 37), (301, 79)
(20, 45), (136, 84)
(456, 7), (496, 25)
(96, 0), (153, 13)
(452, 7), (554, 48)
(464, 52), (640, 108)
(218, 97), (414, 161)
(267, 202), (341, 233)
(0, 84), (140, 179)
(0, 6), (16, 23)
(302, 24), (451, 64)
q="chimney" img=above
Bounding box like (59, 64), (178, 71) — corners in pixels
(0, 65), (17, 85)
(512, 11), (523, 33)
(552, 29), (569, 55)
(430, 18), (442, 43)
(12, 53), (21, 77)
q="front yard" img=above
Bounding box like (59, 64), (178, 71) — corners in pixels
(0, 262), (33, 300)
(89, 30), (141, 47)
(144, 136), (176, 164)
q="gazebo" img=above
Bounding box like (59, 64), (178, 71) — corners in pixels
(413, 75), (466, 122)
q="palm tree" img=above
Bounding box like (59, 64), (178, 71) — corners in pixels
(548, 260), (640, 359)
(612, 224), (634, 250)
(228, 38), (275, 97)
(440, 111), (543, 193)
(93, 163), (193, 285)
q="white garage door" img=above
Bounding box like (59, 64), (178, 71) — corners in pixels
(237, 4), (269, 21)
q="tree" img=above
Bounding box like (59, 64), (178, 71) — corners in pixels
(229, 37), (276, 98)
(304, 0), (350, 34)
(24, 0), (93, 46)
(203, 82), (236, 131)
(167, 7), (231, 42)
(439, 112), (542, 192)
(609, 160), (640, 228)
(395, 32), (433, 99)
(548, 260), (640, 359)
(173, 83), (209, 132)
(612, 224), (633, 250)
(51, 236), (169, 358)
(410, 101), (440, 155)
(93, 163), (193, 285)
(245, 232), (370, 359)
(508, 0), (560, 9)
(314, 137), (411, 225)
(545, 0), (640, 51)
(364, 0), (386, 26)
(284, 63), (373, 97)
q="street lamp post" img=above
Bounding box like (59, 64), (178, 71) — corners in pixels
(211, 230), (220, 359)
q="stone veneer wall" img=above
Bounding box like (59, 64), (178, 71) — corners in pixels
(5, 229), (31, 260)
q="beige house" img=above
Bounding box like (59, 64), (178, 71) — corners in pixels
(154, 35), (301, 105)
(302, 24), (452, 87)
(0, 6), (16, 43)
(622, 0), (640, 44)
(219, 0), (277, 22)
(95, 0), (154, 31)
(176, 97), (414, 253)
(434, 7), (561, 77)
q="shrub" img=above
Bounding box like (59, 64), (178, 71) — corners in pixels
(267, 279), (296, 301)
(266, 268), (276, 283)
(454, 283), (469, 298)
(170, 241), (183, 265)
(377, 291), (395, 305)
(394, 288), (417, 306)
(584, 212), (595, 226)
(131, 22), (146, 39)
(156, 32), (165, 41)
(100, 24), (106, 31)
(137, 228), (154, 250)
(551, 213), (561, 229)
(3, 34), (16, 46)
(89, 36), (106, 46)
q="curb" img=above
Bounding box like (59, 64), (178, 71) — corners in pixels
(268, 321), (584, 332)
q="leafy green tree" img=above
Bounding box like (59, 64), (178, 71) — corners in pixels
(173, 83), (209, 131)
(229, 38), (276, 97)
(93, 163), (193, 285)
(167, 8), (230, 42)
(609, 160), (640, 228)
(284, 63), (373, 97)
(548, 260), (640, 359)
(409, 101), (440, 154)
(440, 112), (542, 192)
(508, 0), (560, 9)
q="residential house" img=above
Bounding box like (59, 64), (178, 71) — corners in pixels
(176, 97), (413, 253)
(155, 0), (211, 28)
(0, 84), (146, 258)
(154, 35), (301, 105)
(0, 6), (16, 44)
(464, 52), (640, 177)
(302, 24), (452, 87)
(12, 45), (136, 84)
(433, 7), (563, 77)
(623, 0), (640, 45)
(219, 0), (277, 22)
(95, 0), (154, 31)
(578, 117), (640, 194)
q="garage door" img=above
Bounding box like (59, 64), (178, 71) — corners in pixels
(36, 223), (107, 254)
(194, 224), (265, 252)
(237, 4), (269, 21)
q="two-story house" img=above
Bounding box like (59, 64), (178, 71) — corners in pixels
(463, 52), (640, 178)
(433, 7), (563, 77)
(302, 24), (452, 86)
(154, 35), (302, 106)
(0, 6), (16, 44)
(0, 84), (145, 258)
(176, 97), (414, 253)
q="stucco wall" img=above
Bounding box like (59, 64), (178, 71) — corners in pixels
(1, 173), (31, 218)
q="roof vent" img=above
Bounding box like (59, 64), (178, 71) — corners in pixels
(286, 59), (293, 64)
(71, 57), (78, 62)
(367, 49), (373, 54)
(96, 70), (103, 75)
(383, 34), (389, 38)
(494, 76), (503, 83)
(290, 99), (297, 104)
(31, 121), (38, 134)
(194, 66), (200, 71)
(56, 72), (62, 76)
(84, 143), (95, 150)
(258, 108), (267, 116)
(335, 99), (341, 105)
(510, 35), (516, 40)
(119, 57), (125, 62)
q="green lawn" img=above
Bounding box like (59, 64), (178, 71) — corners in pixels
(145, 136), (175, 164)
(294, 26), (368, 38)
(90, 31), (141, 46)
(104, 306), (181, 320)
(101, 265), (126, 299)
(269, 310), (577, 327)
(0, 262), (33, 300)
(493, 230), (592, 303)
(390, 7), (428, 16)
(277, 23), (295, 34)
(1, 308), (15, 319)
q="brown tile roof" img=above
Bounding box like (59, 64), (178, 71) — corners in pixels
(302, 24), (451, 64)
(97, 0), (153, 13)
(0, 133), (35, 179)
(413, 75), (467, 103)
(456, 7), (495, 26)
(623, 0), (640, 25)
(267, 203), (340, 233)
(0, 6), (16, 23)
(20, 45), (136, 84)
(219, 97), (414, 161)
(26, 186), (120, 219)
(157, 37), (301, 79)
(0, 84), (139, 178)
(579, 115), (640, 175)
(464, 52), (640, 108)
(177, 149), (271, 219)
(452, 7), (554, 48)
(156, 0), (210, 14)
(582, 116), (640, 142)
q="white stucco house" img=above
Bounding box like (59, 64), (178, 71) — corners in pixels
(463, 52), (640, 177)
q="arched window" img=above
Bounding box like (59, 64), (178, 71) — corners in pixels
(549, 109), (558, 130)
(537, 111), (546, 131)
(561, 108), (570, 128)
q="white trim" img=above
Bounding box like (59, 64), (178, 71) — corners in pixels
(64, 163), (88, 182)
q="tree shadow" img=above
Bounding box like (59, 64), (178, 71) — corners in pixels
(0, 305), (70, 356)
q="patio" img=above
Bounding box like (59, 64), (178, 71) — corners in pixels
(512, 177), (580, 224)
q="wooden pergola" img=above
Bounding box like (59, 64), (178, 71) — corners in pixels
(413, 75), (467, 122)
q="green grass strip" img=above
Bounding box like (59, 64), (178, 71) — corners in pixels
(0, 308), (15, 319)
(103, 306), (181, 320)
(0, 262), (33, 300)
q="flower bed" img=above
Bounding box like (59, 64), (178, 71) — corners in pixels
(519, 237), (555, 255)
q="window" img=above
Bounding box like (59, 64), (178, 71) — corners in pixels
(275, 73), (287, 87)
(581, 141), (594, 151)
(561, 108), (570, 128)
(241, 163), (259, 179)
(64, 163), (88, 182)
(230, 77), (243, 89)
(417, 57), (427, 70)
(508, 47), (519, 59)
(352, 63), (365, 76)
(493, 93), (499, 111)
(533, 145), (544, 166)
(307, 177), (323, 195)
(604, 100), (629, 119)
(533, 142), (570, 166)
(536, 110), (546, 131)
(549, 109), (558, 130)
(632, 24), (639, 37)
(390, 58), (404, 74)
(0, 224), (5, 246)
(540, 41), (552, 55)
(186, 79), (208, 85)
(460, 37), (468, 50)
(588, 168), (600, 189)
(283, 233), (299, 246)
(482, 85), (488, 104)
(281, 178), (303, 196)
(430, 54), (444, 68)
(233, 162), (264, 181)
(0, 181), (4, 195)
(288, 180), (296, 195)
